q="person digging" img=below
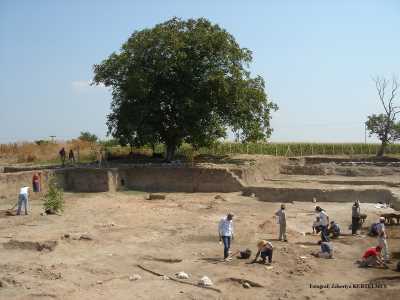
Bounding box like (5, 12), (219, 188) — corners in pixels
(251, 240), (273, 264)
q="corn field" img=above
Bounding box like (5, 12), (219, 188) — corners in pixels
(171, 143), (400, 157)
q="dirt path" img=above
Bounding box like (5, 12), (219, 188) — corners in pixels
(0, 192), (399, 300)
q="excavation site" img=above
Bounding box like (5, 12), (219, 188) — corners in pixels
(0, 155), (399, 300)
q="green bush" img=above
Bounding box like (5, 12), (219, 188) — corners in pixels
(43, 176), (64, 214)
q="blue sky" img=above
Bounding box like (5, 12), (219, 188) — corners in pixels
(1, 0), (399, 143)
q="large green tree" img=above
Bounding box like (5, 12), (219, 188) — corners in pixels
(93, 17), (277, 161)
(366, 76), (400, 157)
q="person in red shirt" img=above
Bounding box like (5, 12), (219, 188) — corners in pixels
(32, 173), (41, 192)
(360, 246), (385, 268)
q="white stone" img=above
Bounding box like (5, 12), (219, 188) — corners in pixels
(198, 276), (213, 286)
(129, 274), (141, 281)
(176, 271), (189, 279)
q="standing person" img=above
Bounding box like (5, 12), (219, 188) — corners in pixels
(377, 217), (390, 262)
(32, 173), (41, 192)
(68, 149), (75, 164)
(315, 206), (330, 242)
(275, 204), (287, 242)
(251, 240), (273, 264)
(17, 186), (30, 215)
(59, 148), (66, 166)
(352, 200), (361, 235)
(218, 213), (234, 260)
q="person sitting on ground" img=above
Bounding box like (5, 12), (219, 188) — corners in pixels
(368, 222), (379, 237)
(312, 217), (321, 234)
(251, 240), (273, 264)
(311, 241), (334, 258)
(359, 246), (386, 268)
(328, 221), (341, 238)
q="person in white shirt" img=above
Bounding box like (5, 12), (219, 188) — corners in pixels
(315, 206), (330, 242)
(17, 186), (30, 215)
(218, 213), (234, 260)
(377, 217), (390, 262)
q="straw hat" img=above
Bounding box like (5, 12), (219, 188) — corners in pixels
(257, 240), (268, 249)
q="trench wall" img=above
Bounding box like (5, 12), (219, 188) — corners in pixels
(0, 170), (52, 201)
(243, 186), (395, 205)
(61, 167), (243, 193)
(1, 166), (400, 210)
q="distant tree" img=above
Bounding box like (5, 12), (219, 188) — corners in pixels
(78, 131), (98, 143)
(366, 76), (400, 156)
(93, 17), (278, 161)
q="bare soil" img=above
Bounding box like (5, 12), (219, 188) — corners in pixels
(1, 191), (399, 300)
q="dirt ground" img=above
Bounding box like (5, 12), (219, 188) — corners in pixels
(0, 191), (399, 300)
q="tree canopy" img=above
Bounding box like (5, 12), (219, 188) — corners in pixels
(78, 131), (98, 143)
(93, 17), (277, 160)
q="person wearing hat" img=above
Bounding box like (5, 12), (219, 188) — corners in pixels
(251, 240), (273, 264)
(218, 213), (234, 260)
(315, 206), (330, 242)
(352, 200), (361, 235)
(376, 217), (390, 262)
(275, 204), (287, 242)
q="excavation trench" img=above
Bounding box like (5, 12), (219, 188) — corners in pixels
(1, 165), (400, 210)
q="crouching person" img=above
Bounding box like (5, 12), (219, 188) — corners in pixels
(251, 240), (273, 264)
(328, 221), (341, 238)
(360, 246), (386, 268)
(311, 241), (333, 259)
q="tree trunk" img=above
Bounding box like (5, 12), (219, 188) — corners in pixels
(377, 141), (387, 157)
(165, 143), (176, 162)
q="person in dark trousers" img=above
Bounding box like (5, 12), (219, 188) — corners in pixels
(32, 173), (41, 192)
(59, 147), (66, 166)
(218, 213), (234, 260)
(328, 220), (341, 238)
(275, 204), (287, 242)
(68, 149), (75, 164)
(251, 240), (273, 264)
(315, 206), (330, 242)
(352, 200), (361, 235)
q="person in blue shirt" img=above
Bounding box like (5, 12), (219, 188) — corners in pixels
(328, 221), (341, 238)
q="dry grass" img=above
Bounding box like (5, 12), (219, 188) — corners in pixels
(0, 140), (95, 164)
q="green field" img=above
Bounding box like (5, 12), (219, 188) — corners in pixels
(109, 142), (400, 158)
